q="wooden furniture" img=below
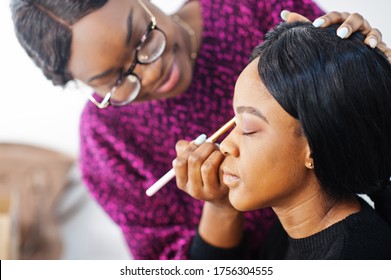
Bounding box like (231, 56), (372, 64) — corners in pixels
(0, 143), (74, 259)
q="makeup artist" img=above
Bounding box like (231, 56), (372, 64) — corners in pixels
(10, 0), (388, 259)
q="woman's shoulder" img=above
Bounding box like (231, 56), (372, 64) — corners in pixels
(339, 197), (391, 259)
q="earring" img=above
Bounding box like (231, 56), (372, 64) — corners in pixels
(307, 162), (314, 169)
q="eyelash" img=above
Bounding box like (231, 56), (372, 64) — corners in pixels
(233, 122), (257, 136)
(242, 131), (256, 136)
(235, 125), (256, 136)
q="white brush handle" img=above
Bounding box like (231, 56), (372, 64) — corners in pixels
(146, 168), (176, 196)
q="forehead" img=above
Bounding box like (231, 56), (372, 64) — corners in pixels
(68, 0), (142, 82)
(234, 58), (272, 107)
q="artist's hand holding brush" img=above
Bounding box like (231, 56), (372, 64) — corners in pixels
(174, 135), (228, 203)
(173, 136), (244, 250)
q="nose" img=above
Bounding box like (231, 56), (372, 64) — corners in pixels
(134, 58), (164, 89)
(219, 128), (239, 157)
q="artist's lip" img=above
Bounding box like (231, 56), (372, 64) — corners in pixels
(222, 169), (240, 187)
(155, 58), (180, 95)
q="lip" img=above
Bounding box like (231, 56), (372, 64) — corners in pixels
(155, 57), (180, 95)
(222, 169), (241, 187)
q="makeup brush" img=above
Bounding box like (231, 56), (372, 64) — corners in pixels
(146, 117), (235, 196)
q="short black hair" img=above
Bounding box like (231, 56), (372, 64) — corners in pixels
(10, 0), (107, 86)
(252, 22), (391, 199)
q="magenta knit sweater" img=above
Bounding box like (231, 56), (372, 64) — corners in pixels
(79, 0), (323, 259)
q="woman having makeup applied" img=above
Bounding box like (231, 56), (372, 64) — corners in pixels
(10, 0), (390, 259)
(174, 22), (391, 259)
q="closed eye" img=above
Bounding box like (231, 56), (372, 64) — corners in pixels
(242, 131), (256, 136)
(239, 126), (256, 136)
(234, 117), (260, 136)
(233, 122), (257, 136)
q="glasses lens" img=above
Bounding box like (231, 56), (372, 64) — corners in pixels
(138, 29), (166, 63)
(110, 75), (141, 106)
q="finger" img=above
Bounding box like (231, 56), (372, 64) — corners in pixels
(364, 29), (383, 49)
(281, 10), (310, 23)
(377, 41), (391, 63)
(173, 156), (188, 191)
(187, 143), (217, 198)
(313, 11), (350, 28)
(337, 13), (373, 39)
(377, 41), (388, 53)
(201, 150), (227, 199)
(315, 12), (372, 39)
(386, 51), (391, 64)
(175, 139), (192, 156)
(175, 134), (206, 156)
(174, 139), (202, 190)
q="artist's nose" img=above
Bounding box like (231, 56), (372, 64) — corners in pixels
(134, 58), (164, 89)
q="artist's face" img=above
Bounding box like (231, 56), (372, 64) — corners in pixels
(68, 0), (194, 103)
(220, 58), (313, 211)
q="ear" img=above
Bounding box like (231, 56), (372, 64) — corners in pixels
(304, 143), (314, 169)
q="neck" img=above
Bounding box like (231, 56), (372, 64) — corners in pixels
(274, 188), (361, 239)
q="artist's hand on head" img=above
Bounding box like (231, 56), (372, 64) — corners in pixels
(174, 138), (232, 208)
(282, 10), (391, 61)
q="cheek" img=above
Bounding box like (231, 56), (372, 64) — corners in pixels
(231, 137), (306, 210)
(175, 51), (193, 86)
(229, 145), (269, 211)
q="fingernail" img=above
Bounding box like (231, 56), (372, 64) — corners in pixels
(312, 18), (325, 27)
(280, 10), (290, 21)
(369, 37), (377, 49)
(172, 159), (177, 167)
(337, 27), (349, 39)
(194, 134), (207, 145)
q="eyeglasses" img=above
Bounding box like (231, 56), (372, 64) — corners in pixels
(88, 0), (167, 109)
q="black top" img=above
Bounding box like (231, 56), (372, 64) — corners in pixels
(189, 197), (391, 259)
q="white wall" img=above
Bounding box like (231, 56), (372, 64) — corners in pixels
(1, 0), (390, 158)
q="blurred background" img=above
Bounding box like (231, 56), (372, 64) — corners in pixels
(0, 0), (390, 259)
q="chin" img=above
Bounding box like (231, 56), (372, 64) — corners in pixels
(169, 79), (192, 99)
(178, 71), (192, 93)
(229, 192), (265, 212)
(229, 193), (249, 212)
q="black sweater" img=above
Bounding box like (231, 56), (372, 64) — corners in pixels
(190, 198), (391, 260)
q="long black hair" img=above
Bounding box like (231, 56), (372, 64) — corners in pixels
(251, 22), (391, 221)
(10, 0), (107, 86)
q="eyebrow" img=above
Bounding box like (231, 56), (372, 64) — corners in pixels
(87, 7), (134, 83)
(236, 106), (269, 124)
(125, 7), (134, 46)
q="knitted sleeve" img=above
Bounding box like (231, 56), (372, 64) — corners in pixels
(189, 230), (246, 260)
